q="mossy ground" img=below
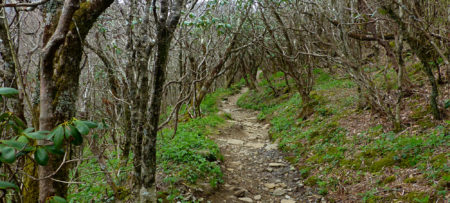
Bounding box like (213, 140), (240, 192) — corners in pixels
(237, 69), (449, 202)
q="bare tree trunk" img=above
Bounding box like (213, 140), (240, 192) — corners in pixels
(0, 4), (36, 201)
(384, 4), (442, 120)
(394, 2), (404, 132)
(139, 0), (184, 201)
(38, 0), (113, 201)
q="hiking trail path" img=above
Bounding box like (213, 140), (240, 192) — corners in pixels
(207, 88), (322, 203)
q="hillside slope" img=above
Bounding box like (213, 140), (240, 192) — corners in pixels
(237, 70), (449, 202)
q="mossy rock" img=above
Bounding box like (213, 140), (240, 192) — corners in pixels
(284, 156), (297, 164)
(341, 158), (362, 170)
(401, 191), (431, 203)
(360, 148), (379, 158)
(381, 175), (396, 185)
(417, 120), (435, 129)
(430, 154), (448, 169)
(305, 176), (319, 186)
(306, 154), (324, 164)
(404, 177), (418, 183)
(369, 154), (397, 172)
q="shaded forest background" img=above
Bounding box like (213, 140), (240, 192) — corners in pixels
(0, 0), (448, 202)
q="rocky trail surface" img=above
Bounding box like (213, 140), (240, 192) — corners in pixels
(206, 88), (322, 203)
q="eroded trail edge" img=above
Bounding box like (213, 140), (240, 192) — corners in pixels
(207, 88), (319, 203)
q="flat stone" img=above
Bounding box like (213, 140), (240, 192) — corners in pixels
(273, 188), (286, 196)
(278, 183), (287, 188)
(265, 144), (278, 150)
(245, 142), (264, 148)
(239, 197), (253, 202)
(234, 189), (246, 197)
(227, 139), (244, 145)
(230, 161), (241, 166)
(264, 183), (276, 189)
(269, 163), (285, 167)
(248, 135), (257, 140)
(223, 109), (232, 114)
(254, 195), (261, 200)
(281, 200), (295, 203)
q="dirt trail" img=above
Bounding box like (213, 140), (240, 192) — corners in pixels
(207, 88), (321, 203)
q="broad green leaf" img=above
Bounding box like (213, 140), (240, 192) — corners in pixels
(35, 147), (49, 166)
(82, 121), (98, 129)
(0, 146), (15, 163)
(17, 136), (29, 144)
(1, 140), (26, 150)
(26, 131), (50, 140)
(69, 125), (83, 146)
(44, 145), (64, 155)
(48, 196), (67, 203)
(53, 126), (65, 148)
(74, 120), (89, 135)
(0, 181), (19, 190)
(22, 128), (34, 133)
(64, 126), (72, 139)
(0, 87), (18, 97)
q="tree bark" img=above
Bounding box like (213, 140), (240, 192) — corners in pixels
(0, 4), (36, 201)
(38, 0), (114, 201)
(139, 0), (184, 201)
(384, 5), (442, 120)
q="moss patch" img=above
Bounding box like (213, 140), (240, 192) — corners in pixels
(305, 176), (319, 186)
(369, 154), (397, 172)
(381, 175), (396, 185)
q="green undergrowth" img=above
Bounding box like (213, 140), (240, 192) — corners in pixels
(68, 83), (243, 202)
(157, 82), (243, 201)
(238, 70), (449, 202)
(68, 140), (133, 202)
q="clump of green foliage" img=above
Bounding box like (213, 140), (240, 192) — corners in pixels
(0, 88), (99, 203)
(237, 70), (449, 201)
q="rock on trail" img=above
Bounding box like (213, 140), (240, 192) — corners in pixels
(206, 88), (318, 202)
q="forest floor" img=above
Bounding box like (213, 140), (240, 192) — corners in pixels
(157, 69), (448, 203)
(206, 88), (321, 203)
